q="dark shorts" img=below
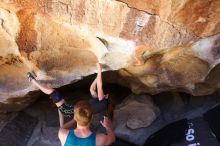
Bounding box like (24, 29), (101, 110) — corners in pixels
(55, 90), (108, 117)
(58, 102), (74, 118)
(89, 98), (108, 114)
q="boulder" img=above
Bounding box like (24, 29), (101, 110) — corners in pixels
(116, 34), (220, 95)
(0, 0), (219, 112)
(113, 94), (160, 144)
(0, 2), (134, 111)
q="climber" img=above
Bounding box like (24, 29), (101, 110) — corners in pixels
(58, 100), (115, 146)
(27, 63), (109, 117)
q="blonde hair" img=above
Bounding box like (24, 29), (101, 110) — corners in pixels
(74, 100), (92, 126)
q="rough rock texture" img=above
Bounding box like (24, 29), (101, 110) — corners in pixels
(113, 94), (160, 130)
(0, 0), (220, 111)
(113, 95), (160, 136)
(116, 34), (220, 95)
(119, 0), (220, 37)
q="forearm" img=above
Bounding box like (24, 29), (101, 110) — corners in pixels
(58, 109), (76, 129)
(96, 70), (104, 99)
(105, 127), (116, 145)
(58, 110), (64, 127)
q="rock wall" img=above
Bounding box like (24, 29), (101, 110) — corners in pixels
(0, 0), (220, 111)
(116, 34), (220, 95)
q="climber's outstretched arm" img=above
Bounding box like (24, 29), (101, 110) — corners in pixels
(96, 63), (105, 100)
(27, 72), (64, 107)
(90, 63), (108, 101)
(32, 79), (55, 94)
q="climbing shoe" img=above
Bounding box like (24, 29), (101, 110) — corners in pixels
(27, 72), (35, 82)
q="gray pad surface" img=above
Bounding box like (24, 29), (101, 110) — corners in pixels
(0, 112), (37, 146)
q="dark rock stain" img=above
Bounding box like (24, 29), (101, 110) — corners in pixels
(212, 36), (220, 60)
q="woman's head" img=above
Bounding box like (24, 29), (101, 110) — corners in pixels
(74, 100), (92, 126)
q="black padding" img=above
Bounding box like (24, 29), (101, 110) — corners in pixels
(172, 117), (220, 146)
(204, 104), (220, 143)
(143, 119), (188, 146)
(110, 137), (137, 146)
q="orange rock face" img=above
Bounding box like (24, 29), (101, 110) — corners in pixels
(0, 0), (219, 112)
